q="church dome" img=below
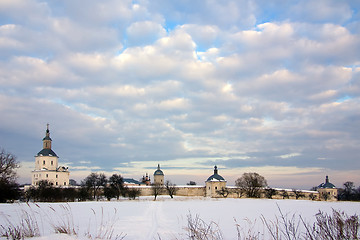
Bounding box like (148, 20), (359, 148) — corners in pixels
(206, 166), (226, 182)
(154, 164), (164, 176)
(318, 176), (336, 189)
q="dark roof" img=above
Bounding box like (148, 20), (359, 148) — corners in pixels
(154, 164), (164, 176)
(206, 173), (225, 182)
(318, 176), (336, 189)
(123, 178), (143, 185)
(37, 148), (58, 157)
(206, 166), (226, 182)
(43, 136), (52, 141)
(43, 127), (52, 141)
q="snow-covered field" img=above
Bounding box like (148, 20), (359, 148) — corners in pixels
(1, 197), (359, 240)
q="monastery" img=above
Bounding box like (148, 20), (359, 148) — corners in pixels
(30, 126), (337, 201)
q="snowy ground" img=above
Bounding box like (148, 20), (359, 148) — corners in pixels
(1, 197), (359, 240)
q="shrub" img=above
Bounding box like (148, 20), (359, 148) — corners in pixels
(264, 188), (277, 199)
(303, 209), (360, 240)
(125, 188), (141, 200)
(185, 213), (223, 240)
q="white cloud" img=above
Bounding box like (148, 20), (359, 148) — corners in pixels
(290, 0), (353, 23)
(278, 153), (301, 159)
(1, 0), (359, 189)
(126, 21), (167, 46)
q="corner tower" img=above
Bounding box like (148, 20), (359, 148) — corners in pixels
(317, 176), (337, 201)
(205, 166), (226, 197)
(153, 164), (164, 185)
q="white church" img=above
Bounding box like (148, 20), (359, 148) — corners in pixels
(31, 125), (70, 186)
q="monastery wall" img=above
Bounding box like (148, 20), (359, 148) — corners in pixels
(127, 185), (206, 197)
(127, 185), (320, 200)
(175, 186), (206, 196)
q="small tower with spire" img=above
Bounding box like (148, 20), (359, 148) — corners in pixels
(317, 175), (338, 201)
(153, 164), (164, 185)
(205, 166), (227, 197)
(43, 123), (52, 149)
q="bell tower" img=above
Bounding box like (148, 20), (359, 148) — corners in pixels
(32, 124), (69, 186)
(43, 123), (52, 149)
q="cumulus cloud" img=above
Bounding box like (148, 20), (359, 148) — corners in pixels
(126, 21), (167, 46)
(0, 0), (359, 188)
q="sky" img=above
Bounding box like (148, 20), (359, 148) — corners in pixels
(0, 0), (359, 189)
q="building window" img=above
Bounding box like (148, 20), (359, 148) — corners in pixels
(43, 160), (45, 165)
(51, 161), (53, 165)
(56, 182), (58, 185)
(64, 182), (66, 185)
(46, 174), (48, 178)
(215, 186), (218, 190)
(56, 174), (58, 178)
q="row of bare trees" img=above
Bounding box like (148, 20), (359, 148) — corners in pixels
(24, 172), (179, 202)
(81, 172), (178, 201)
(151, 180), (177, 200)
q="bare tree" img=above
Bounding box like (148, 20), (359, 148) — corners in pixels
(264, 188), (277, 199)
(0, 148), (19, 182)
(309, 193), (317, 201)
(292, 189), (305, 199)
(109, 174), (125, 200)
(280, 190), (289, 199)
(235, 172), (267, 198)
(321, 191), (330, 201)
(341, 181), (356, 201)
(82, 173), (107, 200)
(151, 183), (164, 201)
(216, 187), (230, 198)
(232, 187), (245, 198)
(165, 180), (177, 198)
(126, 188), (141, 200)
(0, 148), (20, 202)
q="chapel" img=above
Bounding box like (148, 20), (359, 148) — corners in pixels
(317, 175), (338, 200)
(205, 166), (227, 197)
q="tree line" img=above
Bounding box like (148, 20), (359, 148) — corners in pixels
(25, 173), (142, 202)
(24, 173), (178, 202)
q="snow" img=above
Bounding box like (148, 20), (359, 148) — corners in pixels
(1, 197), (359, 240)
